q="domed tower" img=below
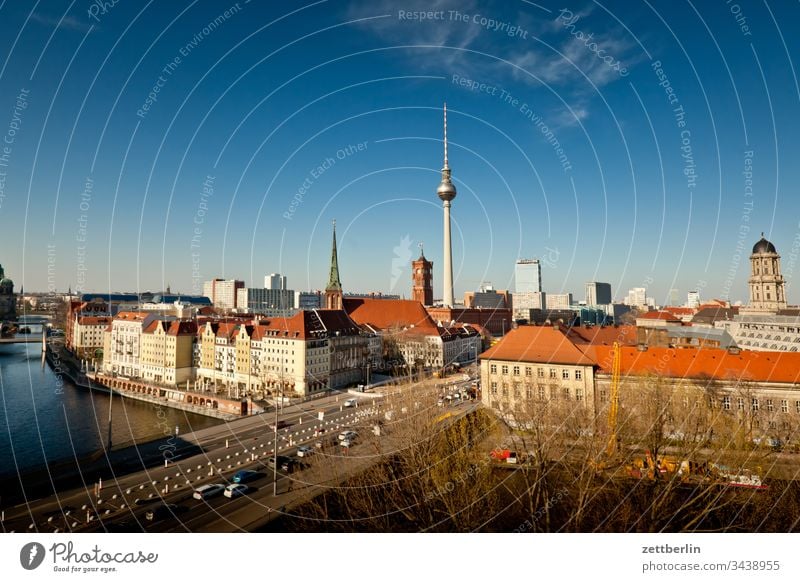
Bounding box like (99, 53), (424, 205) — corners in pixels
(437, 103), (457, 308)
(0, 263), (16, 320)
(748, 233), (787, 311)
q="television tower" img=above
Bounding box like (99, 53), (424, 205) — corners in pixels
(436, 103), (457, 307)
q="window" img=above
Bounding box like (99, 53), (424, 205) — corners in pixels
(738, 397), (745, 411)
(513, 366), (520, 376)
(525, 367), (532, 377)
(796, 401), (800, 414)
(525, 387), (532, 399)
(562, 369), (570, 380)
(502, 386), (508, 397)
(537, 368), (544, 378)
(767, 399), (774, 412)
(513, 385), (521, 398)
(537, 386), (546, 400)
(490, 364), (497, 374)
(782, 400), (789, 413)
(563, 387), (571, 400)
(490, 382), (497, 395)
(599, 390), (607, 402)
(575, 388), (584, 402)
(575, 369), (582, 380)
(722, 396), (731, 410)
(550, 386), (558, 400)
(549, 368), (557, 379)
(752, 398), (759, 412)
(501, 365), (509, 375)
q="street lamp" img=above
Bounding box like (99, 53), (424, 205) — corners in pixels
(273, 344), (284, 496)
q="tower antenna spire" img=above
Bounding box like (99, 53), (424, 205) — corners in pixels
(443, 102), (449, 169)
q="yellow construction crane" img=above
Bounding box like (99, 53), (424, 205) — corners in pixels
(594, 341), (622, 472)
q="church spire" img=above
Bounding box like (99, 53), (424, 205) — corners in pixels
(325, 220), (343, 310)
(327, 219), (342, 291)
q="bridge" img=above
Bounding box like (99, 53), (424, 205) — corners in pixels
(0, 316), (49, 344)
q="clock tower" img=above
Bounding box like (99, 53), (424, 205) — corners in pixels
(411, 244), (433, 306)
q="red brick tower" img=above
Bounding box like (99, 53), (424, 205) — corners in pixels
(412, 244), (433, 306)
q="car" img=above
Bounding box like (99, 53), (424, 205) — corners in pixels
(145, 503), (178, 521)
(338, 430), (357, 441)
(340, 438), (355, 448)
(267, 455), (290, 468)
(437, 399), (444, 407)
(297, 445), (314, 458)
(224, 484), (249, 498)
(232, 470), (259, 484)
(313, 428), (326, 437)
(270, 420), (290, 430)
(192, 483), (226, 500)
(344, 398), (357, 408)
(267, 455), (297, 472)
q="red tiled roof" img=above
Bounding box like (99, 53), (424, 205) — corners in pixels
(248, 309), (363, 341)
(344, 298), (439, 333)
(637, 310), (681, 321)
(76, 316), (111, 325)
(563, 325), (637, 346)
(662, 307), (696, 316)
(479, 325), (595, 366)
(115, 311), (149, 321)
(582, 345), (800, 384)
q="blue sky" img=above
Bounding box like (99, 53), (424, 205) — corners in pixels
(1, 0), (799, 305)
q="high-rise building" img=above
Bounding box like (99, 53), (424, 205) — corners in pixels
(747, 233), (787, 311)
(237, 287), (295, 317)
(687, 290), (701, 308)
(585, 281), (612, 306)
(203, 278), (244, 310)
(411, 245), (433, 306)
(513, 259), (543, 319)
(624, 287), (648, 309)
(437, 103), (457, 307)
(545, 293), (573, 309)
(295, 291), (322, 310)
(265, 273), (287, 290)
(325, 221), (344, 310)
(513, 292), (546, 319)
(515, 259), (542, 293)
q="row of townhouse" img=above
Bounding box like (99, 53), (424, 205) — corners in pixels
(100, 309), (372, 398)
(194, 309), (370, 397)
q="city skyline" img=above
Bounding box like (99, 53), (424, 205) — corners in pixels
(1, 2), (799, 304)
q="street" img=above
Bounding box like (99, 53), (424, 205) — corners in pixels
(1, 372), (480, 533)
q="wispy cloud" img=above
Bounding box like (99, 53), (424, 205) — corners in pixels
(347, 0), (642, 125)
(31, 12), (93, 33)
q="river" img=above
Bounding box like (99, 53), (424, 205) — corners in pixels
(0, 343), (222, 478)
